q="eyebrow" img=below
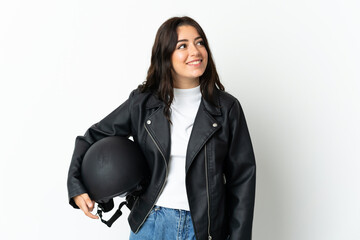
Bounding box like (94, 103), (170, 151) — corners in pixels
(177, 36), (202, 43)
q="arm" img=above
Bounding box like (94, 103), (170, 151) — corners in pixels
(225, 99), (256, 240)
(67, 90), (136, 208)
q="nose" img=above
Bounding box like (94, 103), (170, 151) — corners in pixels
(189, 43), (201, 57)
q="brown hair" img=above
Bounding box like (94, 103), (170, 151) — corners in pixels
(137, 16), (225, 123)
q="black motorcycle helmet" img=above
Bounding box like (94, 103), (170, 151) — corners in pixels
(81, 136), (149, 227)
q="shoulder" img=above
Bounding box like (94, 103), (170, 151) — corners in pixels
(126, 87), (159, 109)
(217, 89), (241, 110)
(128, 88), (152, 101)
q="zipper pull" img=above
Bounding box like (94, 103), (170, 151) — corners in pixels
(208, 235), (212, 240)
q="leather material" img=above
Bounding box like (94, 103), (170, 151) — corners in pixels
(67, 88), (256, 240)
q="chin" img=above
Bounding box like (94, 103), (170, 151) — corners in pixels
(191, 70), (206, 78)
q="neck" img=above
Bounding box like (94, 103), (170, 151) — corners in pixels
(173, 78), (200, 89)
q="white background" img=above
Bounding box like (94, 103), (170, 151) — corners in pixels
(1, 0), (359, 239)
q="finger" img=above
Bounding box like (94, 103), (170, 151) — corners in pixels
(78, 201), (99, 219)
(89, 200), (96, 212)
(82, 194), (94, 209)
(84, 209), (99, 219)
(75, 196), (98, 219)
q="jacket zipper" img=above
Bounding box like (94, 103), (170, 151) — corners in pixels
(205, 144), (212, 240)
(135, 123), (169, 233)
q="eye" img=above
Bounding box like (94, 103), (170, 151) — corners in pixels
(178, 44), (186, 49)
(196, 40), (204, 46)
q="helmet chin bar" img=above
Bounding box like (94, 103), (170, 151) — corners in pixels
(97, 200), (128, 227)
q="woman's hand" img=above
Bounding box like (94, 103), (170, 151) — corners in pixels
(73, 193), (99, 219)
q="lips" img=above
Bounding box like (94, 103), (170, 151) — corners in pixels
(187, 59), (202, 65)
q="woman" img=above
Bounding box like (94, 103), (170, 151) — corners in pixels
(67, 16), (256, 240)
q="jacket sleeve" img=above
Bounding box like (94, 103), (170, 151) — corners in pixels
(225, 99), (256, 240)
(67, 90), (136, 208)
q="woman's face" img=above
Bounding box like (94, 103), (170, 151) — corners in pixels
(171, 25), (208, 88)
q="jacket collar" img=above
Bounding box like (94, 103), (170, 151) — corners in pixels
(145, 88), (222, 116)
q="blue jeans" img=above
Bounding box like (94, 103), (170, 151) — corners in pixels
(129, 205), (196, 240)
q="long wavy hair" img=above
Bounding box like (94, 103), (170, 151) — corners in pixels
(137, 16), (225, 123)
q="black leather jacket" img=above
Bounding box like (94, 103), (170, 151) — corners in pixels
(67, 87), (256, 240)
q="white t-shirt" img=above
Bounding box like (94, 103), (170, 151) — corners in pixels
(155, 85), (201, 211)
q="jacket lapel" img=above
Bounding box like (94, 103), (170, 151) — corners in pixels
(185, 91), (222, 172)
(145, 95), (171, 163)
(145, 89), (222, 171)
